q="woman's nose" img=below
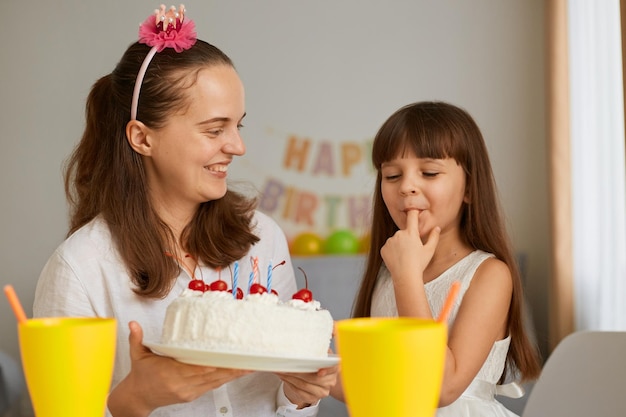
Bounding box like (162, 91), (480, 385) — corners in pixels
(223, 130), (246, 156)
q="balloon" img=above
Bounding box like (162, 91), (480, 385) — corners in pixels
(290, 232), (324, 256)
(359, 233), (371, 254)
(324, 229), (360, 255)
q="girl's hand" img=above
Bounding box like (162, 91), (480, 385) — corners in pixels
(381, 209), (440, 283)
(276, 365), (339, 409)
(107, 321), (250, 417)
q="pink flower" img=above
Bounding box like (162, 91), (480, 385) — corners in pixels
(138, 9), (197, 53)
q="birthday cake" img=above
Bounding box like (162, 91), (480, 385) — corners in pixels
(161, 270), (334, 358)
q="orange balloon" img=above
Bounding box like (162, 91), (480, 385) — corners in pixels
(290, 232), (324, 256)
(359, 233), (371, 253)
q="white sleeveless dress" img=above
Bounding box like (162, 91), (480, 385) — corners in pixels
(371, 250), (523, 417)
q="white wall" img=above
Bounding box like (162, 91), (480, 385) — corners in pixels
(0, 0), (549, 366)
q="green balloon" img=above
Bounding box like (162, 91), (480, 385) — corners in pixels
(324, 230), (359, 254)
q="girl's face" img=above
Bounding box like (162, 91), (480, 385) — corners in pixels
(143, 65), (245, 214)
(380, 151), (468, 238)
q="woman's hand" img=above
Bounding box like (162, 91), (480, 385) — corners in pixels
(107, 321), (250, 417)
(276, 365), (339, 409)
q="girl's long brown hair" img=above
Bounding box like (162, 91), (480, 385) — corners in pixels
(353, 101), (541, 381)
(64, 40), (259, 298)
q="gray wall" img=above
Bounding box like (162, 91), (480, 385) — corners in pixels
(0, 0), (549, 371)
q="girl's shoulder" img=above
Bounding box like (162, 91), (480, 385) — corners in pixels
(465, 249), (494, 264)
(446, 250), (494, 282)
(432, 250), (504, 294)
(467, 252), (513, 298)
(472, 251), (511, 281)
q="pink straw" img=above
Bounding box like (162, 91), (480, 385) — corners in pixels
(3, 285), (28, 324)
(437, 281), (461, 323)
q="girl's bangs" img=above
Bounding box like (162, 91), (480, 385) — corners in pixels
(373, 123), (463, 168)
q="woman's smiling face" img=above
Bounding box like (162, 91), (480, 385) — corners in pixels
(142, 65), (246, 213)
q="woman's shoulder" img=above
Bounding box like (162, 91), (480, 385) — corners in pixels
(251, 210), (284, 235)
(248, 210), (292, 259)
(65, 215), (110, 240)
(35, 217), (123, 318)
(55, 216), (116, 260)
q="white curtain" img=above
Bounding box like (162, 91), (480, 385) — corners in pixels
(569, 0), (626, 330)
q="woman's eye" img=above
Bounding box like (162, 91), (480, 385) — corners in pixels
(207, 129), (223, 136)
(423, 171), (438, 178)
(237, 123), (244, 130)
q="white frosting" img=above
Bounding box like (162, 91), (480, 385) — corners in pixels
(161, 290), (334, 358)
(202, 290), (232, 301)
(286, 298), (321, 311)
(245, 292), (280, 305)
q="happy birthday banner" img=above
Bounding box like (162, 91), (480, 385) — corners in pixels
(234, 132), (376, 254)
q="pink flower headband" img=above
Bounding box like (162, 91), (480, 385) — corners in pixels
(131, 4), (197, 120)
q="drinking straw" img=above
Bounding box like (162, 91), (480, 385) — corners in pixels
(437, 281), (461, 323)
(3, 285), (28, 323)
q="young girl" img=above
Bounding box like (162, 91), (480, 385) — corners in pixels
(33, 5), (337, 417)
(332, 101), (541, 416)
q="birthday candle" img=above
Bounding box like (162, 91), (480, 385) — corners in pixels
(232, 261), (239, 298)
(252, 257), (259, 283)
(248, 256), (255, 293)
(267, 261), (272, 293)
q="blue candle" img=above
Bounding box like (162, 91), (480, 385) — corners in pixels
(232, 261), (239, 298)
(267, 261), (272, 293)
(248, 271), (254, 294)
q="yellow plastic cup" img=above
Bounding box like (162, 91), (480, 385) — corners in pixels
(335, 317), (447, 417)
(18, 317), (117, 417)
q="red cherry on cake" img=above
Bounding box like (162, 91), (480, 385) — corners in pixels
(188, 279), (206, 292)
(209, 279), (229, 292)
(249, 283), (267, 295)
(208, 267), (229, 292)
(235, 288), (244, 299)
(292, 288), (313, 302)
(292, 267), (313, 302)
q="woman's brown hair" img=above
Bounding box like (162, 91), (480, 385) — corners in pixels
(64, 40), (259, 298)
(353, 101), (541, 381)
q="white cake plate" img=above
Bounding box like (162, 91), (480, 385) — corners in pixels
(144, 342), (340, 373)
